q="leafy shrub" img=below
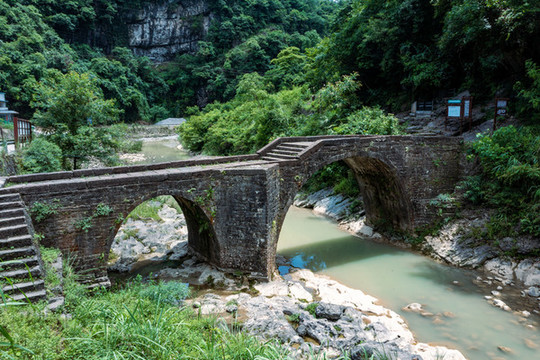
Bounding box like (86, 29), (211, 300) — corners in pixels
(464, 126), (540, 236)
(331, 107), (403, 135)
(515, 60), (540, 122)
(471, 126), (540, 190)
(286, 313), (301, 324)
(21, 137), (62, 173)
(95, 203), (113, 217)
(30, 200), (61, 223)
(138, 281), (189, 306)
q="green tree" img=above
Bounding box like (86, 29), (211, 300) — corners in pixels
(265, 46), (308, 89)
(31, 70), (121, 168)
(515, 60), (540, 122)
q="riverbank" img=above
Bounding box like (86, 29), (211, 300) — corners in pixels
(108, 200), (465, 359)
(294, 189), (540, 317)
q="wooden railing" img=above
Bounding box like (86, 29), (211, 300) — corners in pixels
(13, 117), (32, 147)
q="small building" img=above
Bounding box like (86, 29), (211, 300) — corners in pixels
(0, 92), (18, 124)
(155, 118), (187, 126)
(410, 100), (434, 117)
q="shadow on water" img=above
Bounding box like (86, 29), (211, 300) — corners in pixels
(279, 235), (403, 272)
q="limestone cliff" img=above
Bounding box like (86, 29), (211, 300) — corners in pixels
(126, 0), (212, 62)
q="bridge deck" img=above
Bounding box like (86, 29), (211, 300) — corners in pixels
(1, 134), (459, 194)
(0, 135), (366, 188)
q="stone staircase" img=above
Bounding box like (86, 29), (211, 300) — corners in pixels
(0, 193), (46, 303)
(261, 142), (311, 161)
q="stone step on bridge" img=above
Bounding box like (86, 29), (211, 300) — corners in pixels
(0, 193), (47, 302)
(0, 135), (464, 286)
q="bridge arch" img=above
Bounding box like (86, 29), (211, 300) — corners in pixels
(108, 190), (219, 270)
(268, 150), (414, 275)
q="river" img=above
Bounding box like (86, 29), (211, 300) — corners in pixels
(133, 136), (191, 164)
(135, 136), (539, 359)
(278, 206), (539, 360)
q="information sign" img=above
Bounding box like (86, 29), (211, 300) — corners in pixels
(448, 106), (461, 118)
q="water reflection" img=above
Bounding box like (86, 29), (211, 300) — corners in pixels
(279, 235), (401, 272)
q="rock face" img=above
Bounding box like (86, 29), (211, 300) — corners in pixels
(126, 0), (212, 62)
(423, 215), (498, 268)
(424, 215), (540, 290)
(294, 189), (381, 240)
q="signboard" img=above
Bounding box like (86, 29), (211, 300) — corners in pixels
(493, 98), (509, 131)
(448, 106), (461, 117)
(463, 100), (470, 117)
(446, 97), (472, 133)
(447, 99), (462, 118)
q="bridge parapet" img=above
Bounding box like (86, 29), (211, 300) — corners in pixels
(3, 154), (260, 185)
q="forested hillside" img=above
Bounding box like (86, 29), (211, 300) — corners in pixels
(2, 0), (538, 123)
(0, 0), (336, 121)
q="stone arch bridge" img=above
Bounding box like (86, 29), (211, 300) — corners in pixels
(0, 135), (463, 286)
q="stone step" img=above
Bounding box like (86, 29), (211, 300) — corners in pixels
(271, 149), (299, 156)
(0, 193), (20, 203)
(0, 201), (23, 211)
(10, 289), (47, 303)
(276, 144), (307, 152)
(280, 142), (309, 150)
(87, 279), (112, 290)
(0, 224), (29, 239)
(266, 152), (297, 160)
(0, 256), (39, 272)
(2, 279), (45, 295)
(262, 156), (285, 162)
(0, 208), (25, 218)
(0, 235), (33, 248)
(0, 246), (35, 261)
(274, 146), (303, 154)
(0, 216), (26, 228)
(0, 265), (41, 280)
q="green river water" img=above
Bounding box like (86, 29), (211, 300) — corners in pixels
(135, 137), (191, 164)
(138, 137), (540, 360)
(278, 207), (539, 360)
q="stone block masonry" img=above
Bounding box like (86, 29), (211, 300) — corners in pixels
(0, 135), (463, 285)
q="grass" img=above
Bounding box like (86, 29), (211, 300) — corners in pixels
(41, 247), (62, 290)
(126, 200), (162, 222)
(0, 258), (295, 360)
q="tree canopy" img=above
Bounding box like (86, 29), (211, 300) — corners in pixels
(31, 71), (124, 168)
